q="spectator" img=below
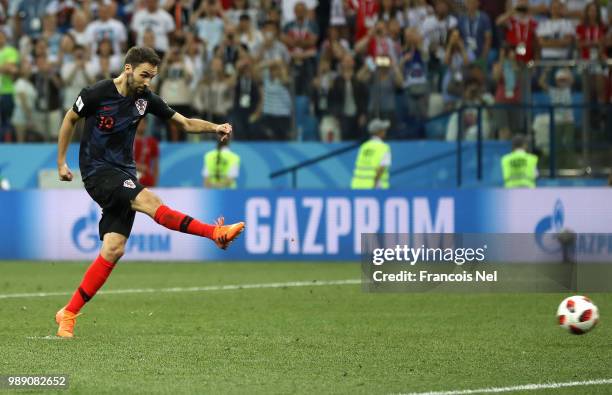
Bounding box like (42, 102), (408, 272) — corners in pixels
(282, 0), (317, 25)
(355, 20), (401, 64)
(183, 34), (207, 90)
(352, 0), (380, 41)
(312, 57), (339, 141)
(192, 0), (224, 59)
(238, 14), (263, 55)
(443, 28), (474, 107)
(357, 55), (404, 130)
(496, 0), (539, 64)
(9, 0), (49, 40)
(160, 45), (195, 140)
(576, 2), (606, 63)
(576, 1), (607, 127)
(203, 138), (241, 188)
(164, 0), (197, 43)
(68, 9), (89, 47)
(283, 2), (319, 96)
(226, 0), (258, 28)
(536, 0), (574, 60)
(45, 0), (77, 34)
(319, 25), (350, 70)
(446, 79), (493, 141)
(420, 0), (458, 89)
(214, 25), (242, 74)
(458, 0), (492, 66)
(538, 67), (577, 167)
(61, 44), (95, 113)
(32, 54), (63, 141)
(397, 0), (433, 30)
(41, 14), (63, 66)
(57, 33), (77, 66)
(229, 54), (261, 140)
(400, 27), (429, 138)
(195, 56), (233, 128)
(134, 117), (160, 187)
(11, 60), (37, 142)
(378, 0), (399, 24)
(493, 44), (522, 138)
(85, 1), (128, 56)
(255, 59), (292, 140)
(330, 55), (368, 140)
(131, 0), (175, 56)
(88, 38), (122, 80)
(256, 20), (290, 64)
(0, 30), (18, 142)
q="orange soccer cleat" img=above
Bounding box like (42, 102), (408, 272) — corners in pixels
(55, 307), (80, 338)
(212, 217), (245, 250)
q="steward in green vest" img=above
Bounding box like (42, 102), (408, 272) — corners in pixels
(203, 139), (241, 189)
(351, 119), (392, 189)
(501, 135), (538, 188)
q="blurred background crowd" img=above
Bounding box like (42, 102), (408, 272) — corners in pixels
(0, 0), (611, 144)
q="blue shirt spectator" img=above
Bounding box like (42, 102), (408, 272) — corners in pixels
(458, 0), (492, 61)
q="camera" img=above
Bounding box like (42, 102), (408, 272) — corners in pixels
(375, 56), (391, 67)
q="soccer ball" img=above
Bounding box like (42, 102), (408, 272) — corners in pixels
(557, 296), (599, 335)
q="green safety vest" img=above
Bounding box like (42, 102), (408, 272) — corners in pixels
(204, 149), (240, 189)
(0, 45), (19, 94)
(351, 139), (390, 189)
(501, 150), (538, 188)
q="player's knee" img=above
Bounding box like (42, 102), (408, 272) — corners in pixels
(133, 188), (163, 216)
(102, 241), (125, 262)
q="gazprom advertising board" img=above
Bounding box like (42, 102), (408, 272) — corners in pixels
(0, 189), (611, 261)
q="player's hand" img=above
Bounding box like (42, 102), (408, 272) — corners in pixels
(215, 123), (232, 142)
(58, 163), (73, 182)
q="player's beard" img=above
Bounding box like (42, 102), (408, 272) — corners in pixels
(127, 74), (145, 96)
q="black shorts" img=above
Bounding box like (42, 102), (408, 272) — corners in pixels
(84, 168), (145, 240)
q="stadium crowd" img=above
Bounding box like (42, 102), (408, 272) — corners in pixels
(0, 0), (611, 143)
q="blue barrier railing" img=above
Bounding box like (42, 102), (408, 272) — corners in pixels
(270, 102), (611, 188)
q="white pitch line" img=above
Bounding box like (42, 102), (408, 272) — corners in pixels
(403, 378), (612, 395)
(0, 279), (361, 300)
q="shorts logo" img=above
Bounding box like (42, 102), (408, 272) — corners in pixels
(135, 98), (148, 116)
(123, 179), (136, 189)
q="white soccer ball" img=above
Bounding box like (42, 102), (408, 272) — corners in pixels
(557, 295), (599, 335)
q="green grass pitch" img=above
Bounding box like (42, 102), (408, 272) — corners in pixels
(0, 261), (610, 394)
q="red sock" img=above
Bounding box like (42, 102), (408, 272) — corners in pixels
(154, 205), (215, 239)
(65, 255), (116, 314)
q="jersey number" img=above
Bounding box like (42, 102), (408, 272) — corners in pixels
(97, 115), (115, 131)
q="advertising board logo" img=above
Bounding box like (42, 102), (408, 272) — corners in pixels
(72, 204), (102, 253)
(534, 199), (564, 253)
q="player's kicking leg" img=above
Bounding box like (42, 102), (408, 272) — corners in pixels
(56, 233), (126, 338)
(131, 188), (245, 250)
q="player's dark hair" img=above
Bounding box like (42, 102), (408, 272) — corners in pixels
(124, 46), (161, 69)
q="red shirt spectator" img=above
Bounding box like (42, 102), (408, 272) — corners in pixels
(576, 24), (606, 60)
(134, 121), (160, 187)
(351, 0), (379, 41)
(505, 15), (538, 63)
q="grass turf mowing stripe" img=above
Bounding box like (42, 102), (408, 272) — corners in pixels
(403, 378), (612, 395)
(0, 279), (361, 299)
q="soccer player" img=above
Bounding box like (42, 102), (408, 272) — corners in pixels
(55, 46), (245, 338)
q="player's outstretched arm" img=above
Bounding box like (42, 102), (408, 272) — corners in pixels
(57, 109), (81, 181)
(169, 112), (232, 141)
